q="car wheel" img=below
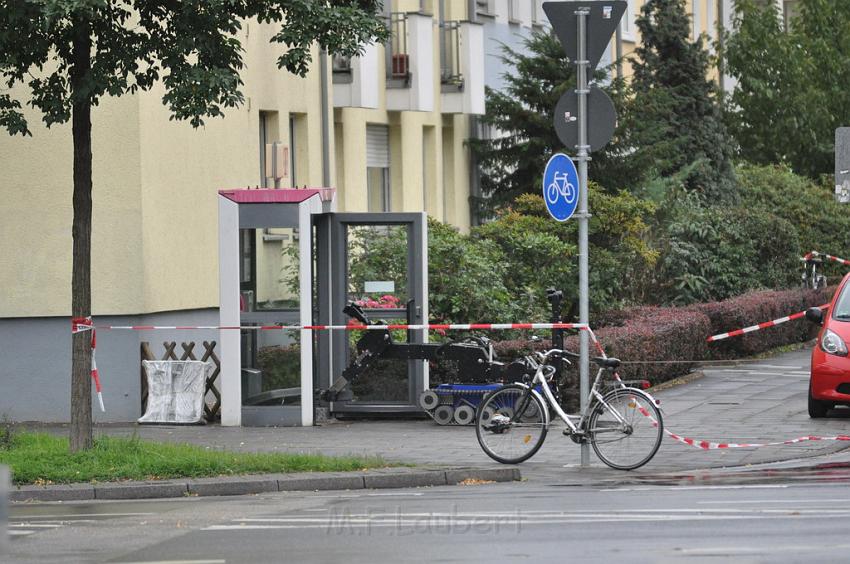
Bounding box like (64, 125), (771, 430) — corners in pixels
(808, 381), (831, 418)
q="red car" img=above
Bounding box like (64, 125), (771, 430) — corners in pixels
(807, 271), (850, 417)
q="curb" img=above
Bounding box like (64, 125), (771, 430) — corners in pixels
(9, 466), (520, 503)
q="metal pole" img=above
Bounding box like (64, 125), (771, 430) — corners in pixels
(615, 20), (623, 81)
(320, 50), (331, 187)
(576, 7), (591, 468)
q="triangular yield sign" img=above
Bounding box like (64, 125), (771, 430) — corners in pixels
(543, 1), (627, 72)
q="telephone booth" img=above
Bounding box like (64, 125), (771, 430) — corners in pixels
(218, 188), (427, 426)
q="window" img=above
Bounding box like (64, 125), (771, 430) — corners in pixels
(289, 116), (297, 186)
(367, 168), (390, 212)
(783, 0), (800, 32)
(532, 0), (545, 26)
(476, 0), (494, 17)
(366, 125), (391, 212)
(259, 111), (284, 188)
(693, 0), (701, 40)
(621, 0), (635, 40)
(508, 0), (521, 23)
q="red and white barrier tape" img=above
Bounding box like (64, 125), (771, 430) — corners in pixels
(665, 431), (850, 450)
(803, 250), (850, 267)
(71, 317), (105, 412)
(70, 321), (589, 332)
(591, 332), (850, 452)
(706, 303), (830, 343)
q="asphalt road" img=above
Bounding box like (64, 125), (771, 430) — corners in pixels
(9, 469), (850, 563)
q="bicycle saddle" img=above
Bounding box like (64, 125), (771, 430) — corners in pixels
(592, 357), (621, 369)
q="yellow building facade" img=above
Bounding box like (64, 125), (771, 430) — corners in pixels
(0, 2), (487, 422)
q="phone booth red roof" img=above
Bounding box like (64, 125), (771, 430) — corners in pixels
(218, 188), (335, 204)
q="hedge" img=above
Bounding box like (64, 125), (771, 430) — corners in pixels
(491, 288), (832, 406)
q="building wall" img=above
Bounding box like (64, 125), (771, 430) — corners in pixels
(0, 19), (332, 422)
(0, 19), (329, 319)
(332, 0), (483, 232)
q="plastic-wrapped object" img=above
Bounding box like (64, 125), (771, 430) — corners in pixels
(139, 360), (212, 424)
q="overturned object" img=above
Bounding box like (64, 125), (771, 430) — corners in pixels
(139, 360), (213, 424)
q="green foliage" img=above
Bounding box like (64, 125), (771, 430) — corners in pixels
(737, 163), (850, 277)
(629, 0), (736, 201)
(655, 190), (800, 304)
(724, 0), (850, 178)
(468, 30), (640, 215)
(475, 190), (658, 316)
(427, 219), (519, 323)
(0, 432), (389, 485)
(0, 0), (389, 133)
(256, 345), (300, 391)
(347, 225), (409, 301)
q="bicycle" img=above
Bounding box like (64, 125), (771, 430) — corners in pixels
(801, 255), (827, 291)
(546, 171), (576, 206)
(475, 346), (664, 470)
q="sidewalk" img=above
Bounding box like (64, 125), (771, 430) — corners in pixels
(14, 345), (850, 499)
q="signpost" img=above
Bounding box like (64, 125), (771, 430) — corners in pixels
(543, 0), (625, 467)
(543, 153), (580, 222)
(836, 127), (850, 204)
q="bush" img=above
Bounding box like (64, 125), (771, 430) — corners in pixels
(256, 345), (300, 391)
(473, 190), (658, 318)
(654, 190), (801, 304)
(689, 288), (831, 359)
(737, 163), (850, 282)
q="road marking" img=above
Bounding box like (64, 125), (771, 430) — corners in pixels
(202, 512), (850, 531)
(600, 484), (789, 492)
(115, 561), (226, 564)
(699, 498), (850, 504)
(678, 543), (850, 556)
(9, 512), (154, 520)
(202, 507), (850, 532)
(311, 492), (425, 499)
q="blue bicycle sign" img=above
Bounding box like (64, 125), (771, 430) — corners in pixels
(542, 153), (579, 221)
(546, 171), (576, 206)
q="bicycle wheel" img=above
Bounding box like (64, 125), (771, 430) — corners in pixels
(475, 384), (548, 464)
(564, 182), (576, 203)
(546, 182), (560, 205)
(588, 388), (663, 470)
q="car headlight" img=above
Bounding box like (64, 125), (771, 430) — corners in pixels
(821, 329), (849, 356)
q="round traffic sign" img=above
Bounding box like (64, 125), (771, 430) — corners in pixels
(553, 86), (617, 153)
(542, 153), (579, 222)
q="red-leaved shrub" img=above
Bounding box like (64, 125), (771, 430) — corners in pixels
(491, 288), (832, 396)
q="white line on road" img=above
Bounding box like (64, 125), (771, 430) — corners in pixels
(600, 484), (789, 492)
(699, 498), (850, 505)
(678, 543), (850, 556)
(113, 560), (226, 564)
(201, 512), (850, 531)
(8, 512), (155, 519)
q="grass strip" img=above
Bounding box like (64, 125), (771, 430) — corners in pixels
(0, 432), (390, 485)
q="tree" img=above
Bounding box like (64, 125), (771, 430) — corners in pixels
(0, 0), (388, 452)
(468, 30), (640, 216)
(629, 0), (736, 202)
(724, 0), (850, 178)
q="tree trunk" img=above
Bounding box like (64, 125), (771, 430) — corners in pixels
(70, 22), (93, 453)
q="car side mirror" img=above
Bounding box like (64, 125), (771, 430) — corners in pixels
(805, 307), (824, 325)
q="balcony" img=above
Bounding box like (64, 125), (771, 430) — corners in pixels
(385, 12), (434, 113)
(440, 21), (484, 115)
(332, 43), (380, 109)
